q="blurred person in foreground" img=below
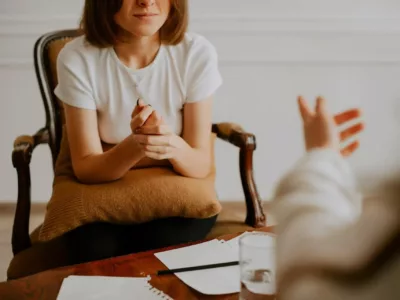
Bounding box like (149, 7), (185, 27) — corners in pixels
(271, 96), (400, 300)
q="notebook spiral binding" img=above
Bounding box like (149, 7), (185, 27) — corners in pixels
(148, 286), (173, 299)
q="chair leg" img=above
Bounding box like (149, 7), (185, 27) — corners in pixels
(239, 148), (266, 227)
(12, 163), (32, 255)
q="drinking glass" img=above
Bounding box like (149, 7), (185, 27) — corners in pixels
(239, 232), (276, 300)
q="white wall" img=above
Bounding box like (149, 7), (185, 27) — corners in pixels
(1, 0), (400, 203)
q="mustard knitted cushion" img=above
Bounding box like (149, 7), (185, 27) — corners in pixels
(38, 127), (221, 242)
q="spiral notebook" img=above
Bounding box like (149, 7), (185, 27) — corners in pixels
(56, 275), (172, 300)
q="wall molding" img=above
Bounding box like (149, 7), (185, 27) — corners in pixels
(2, 59), (400, 69)
(1, 14), (400, 36)
(0, 59), (31, 68)
(2, 14), (400, 67)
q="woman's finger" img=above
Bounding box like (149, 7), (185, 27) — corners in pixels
(130, 106), (154, 130)
(144, 151), (170, 160)
(134, 134), (171, 146)
(143, 145), (170, 154)
(334, 109), (362, 125)
(131, 98), (147, 118)
(135, 124), (173, 135)
(143, 110), (164, 126)
(341, 140), (360, 157)
(340, 123), (364, 141)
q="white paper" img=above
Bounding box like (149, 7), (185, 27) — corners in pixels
(154, 232), (275, 295)
(155, 239), (239, 295)
(57, 275), (172, 300)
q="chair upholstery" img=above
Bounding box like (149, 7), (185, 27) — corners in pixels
(9, 29), (266, 280)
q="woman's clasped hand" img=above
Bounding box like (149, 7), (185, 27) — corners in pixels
(130, 98), (185, 160)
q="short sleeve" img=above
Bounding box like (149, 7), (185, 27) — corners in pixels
(54, 45), (97, 110)
(185, 36), (223, 103)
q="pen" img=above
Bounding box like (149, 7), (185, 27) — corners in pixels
(156, 261), (239, 276)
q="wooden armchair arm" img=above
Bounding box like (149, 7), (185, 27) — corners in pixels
(212, 123), (266, 228)
(11, 127), (49, 255)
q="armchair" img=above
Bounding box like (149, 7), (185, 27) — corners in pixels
(8, 29), (266, 280)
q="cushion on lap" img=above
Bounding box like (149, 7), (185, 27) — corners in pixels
(38, 126), (221, 242)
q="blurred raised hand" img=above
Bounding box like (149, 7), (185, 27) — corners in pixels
(298, 95), (364, 157)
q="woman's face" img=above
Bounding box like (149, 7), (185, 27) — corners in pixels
(114, 0), (171, 39)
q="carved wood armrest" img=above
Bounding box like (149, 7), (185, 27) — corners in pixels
(212, 123), (256, 150)
(11, 127), (49, 255)
(212, 123), (266, 228)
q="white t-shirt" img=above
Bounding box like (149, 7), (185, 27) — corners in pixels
(54, 33), (223, 144)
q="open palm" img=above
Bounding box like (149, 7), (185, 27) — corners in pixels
(298, 96), (364, 157)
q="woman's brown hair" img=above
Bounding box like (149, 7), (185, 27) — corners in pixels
(79, 0), (188, 48)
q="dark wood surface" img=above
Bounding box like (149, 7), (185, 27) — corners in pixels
(0, 228), (274, 300)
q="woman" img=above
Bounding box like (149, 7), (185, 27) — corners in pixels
(55, 0), (222, 264)
(271, 96), (399, 299)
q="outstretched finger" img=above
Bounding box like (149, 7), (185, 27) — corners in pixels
(340, 122), (364, 141)
(341, 140), (360, 157)
(315, 96), (328, 114)
(297, 96), (313, 123)
(334, 109), (362, 125)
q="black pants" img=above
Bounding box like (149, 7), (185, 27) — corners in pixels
(65, 215), (217, 265)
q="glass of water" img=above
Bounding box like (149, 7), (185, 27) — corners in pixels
(239, 232), (276, 300)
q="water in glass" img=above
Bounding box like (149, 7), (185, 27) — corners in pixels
(239, 232), (276, 300)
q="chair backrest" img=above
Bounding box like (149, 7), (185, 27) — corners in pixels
(34, 29), (82, 168)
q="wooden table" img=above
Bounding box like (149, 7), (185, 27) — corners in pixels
(0, 227), (274, 300)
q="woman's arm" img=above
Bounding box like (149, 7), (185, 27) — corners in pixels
(168, 96), (213, 178)
(64, 103), (152, 184)
(167, 37), (221, 177)
(54, 45), (158, 184)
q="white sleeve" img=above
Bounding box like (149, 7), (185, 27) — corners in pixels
(54, 47), (97, 110)
(185, 36), (223, 103)
(270, 149), (364, 282)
